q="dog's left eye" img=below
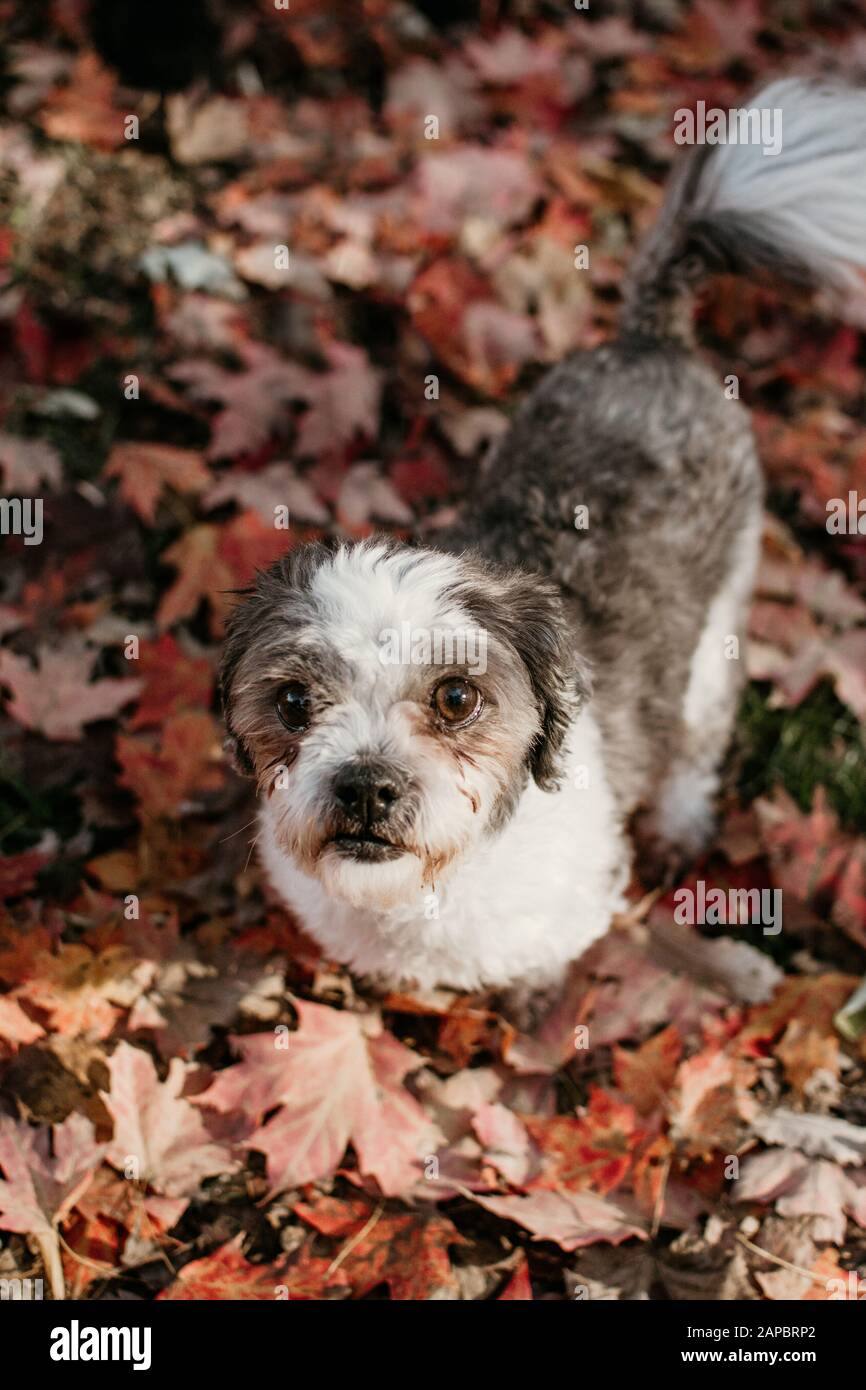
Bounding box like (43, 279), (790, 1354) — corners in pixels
(432, 678), (482, 727)
(275, 681), (311, 732)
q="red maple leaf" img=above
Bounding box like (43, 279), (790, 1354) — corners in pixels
(126, 634), (213, 730)
(289, 1193), (463, 1300)
(525, 1087), (643, 1195)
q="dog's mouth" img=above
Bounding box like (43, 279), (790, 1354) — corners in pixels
(327, 830), (405, 862)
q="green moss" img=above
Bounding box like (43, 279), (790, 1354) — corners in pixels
(735, 679), (866, 830)
(0, 762), (81, 856)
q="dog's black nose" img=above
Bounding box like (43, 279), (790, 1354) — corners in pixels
(333, 760), (406, 825)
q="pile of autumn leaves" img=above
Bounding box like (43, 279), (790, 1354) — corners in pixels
(1, 0), (866, 1298)
(1, 862), (865, 1298)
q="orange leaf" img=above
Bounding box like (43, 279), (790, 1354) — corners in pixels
(116, 710), (225, 819)
(613, 1025), (683, 1115)
(105, 443), (210, 524)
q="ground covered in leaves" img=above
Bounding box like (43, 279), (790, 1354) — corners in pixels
(1, 0), (866, 1301)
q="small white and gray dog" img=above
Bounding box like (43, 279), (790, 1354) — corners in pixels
(220, 79), (866, 999)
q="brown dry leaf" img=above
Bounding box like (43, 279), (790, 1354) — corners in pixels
(648, 916), (784, 1004)
(39, 52), (125, 150)
(737, 1147), (866, 1244)
(669, 1049), (758, 1158)
(0, 1111), (105, 1298)
(751, 1109), (866, 1164)
(738, 973), (859, 1055)
(776, 1020), (841, 1101)
(157, 1234), (287, 1300)
(614, 1025), (683, 1116)
(155, 525), (231, 632)
(524, 1088), (642, 1196)
(0, 993), (45, 1050)
(288, 1194), (465, 1300)
(0, 929), (151, 1040)
(105, 442), (210, 523)
(157, 513), (290, 634)
(116, 710), (225, 819)
(658, 1217), (758, 1301)
(126, 634), (213, 730)
(165, 93), (251, 165)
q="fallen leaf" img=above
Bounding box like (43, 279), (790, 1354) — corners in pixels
(0, 432), (62, 491)
(669, 1049), (758, 1158)
(200, 1000), (440, 1196)
(498, 1253), (533, 1300)
(0, 1111), (104, 1298)
(101, 1041), (237, 1198)
(157, 1235), (286, 1300)
(472, 1102), (532, 1186)
(752, 1109), (866, 1164)
(614, 1025), (683, 1116)
(39, 52), (124, 150)
(648, 916), (784, 1004)
(126, 634), (213, 730)
(290, 1194), (464, 1299)
(475, 1189), (646, 1251)
(525, 1088), (642, 1195)
(116, 710), (225, 818)
(203, 461), (329, 526)
(0, 936), (149, 1039)
(156, 525), (231, 631)
(0, 848), (51, 899)
(776, 1020), (841, 1101)
(0, 994), (44, 1049)
(105, 442), (210, 523)
(0, 644), (141, 740)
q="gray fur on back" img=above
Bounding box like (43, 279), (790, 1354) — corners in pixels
(438, 75), (866, 815)
(438, 340), (762, 813)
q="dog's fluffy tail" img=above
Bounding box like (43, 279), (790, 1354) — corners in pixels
(620, 77), (866, 341)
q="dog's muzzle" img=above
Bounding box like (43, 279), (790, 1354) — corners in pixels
(327, 757), (411, 861)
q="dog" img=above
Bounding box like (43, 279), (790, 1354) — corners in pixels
(220, 78), (866, 999)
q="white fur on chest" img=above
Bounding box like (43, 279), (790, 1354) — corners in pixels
(259, 708), (627, 992)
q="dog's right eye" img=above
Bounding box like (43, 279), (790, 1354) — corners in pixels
(275, 681), (311, 732)
(432, 677), (482, 727)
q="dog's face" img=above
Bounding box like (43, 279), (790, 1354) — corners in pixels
(220, 540), (587, 911)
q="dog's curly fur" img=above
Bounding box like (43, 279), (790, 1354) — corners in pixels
(221, 79), (866, 993)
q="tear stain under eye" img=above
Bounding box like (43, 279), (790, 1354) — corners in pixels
(449, 746), (481, 814)
(449, 744), (481, 774)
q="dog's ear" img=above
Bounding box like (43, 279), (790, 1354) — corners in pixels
(217, 540), (342, 779)
(454, 564), (591, 790)
(501, 575), (591, 790)
(218, 595), (257, 777)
